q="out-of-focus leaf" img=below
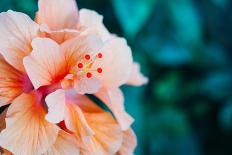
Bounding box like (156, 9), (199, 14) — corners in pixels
(192, 101), (210, 118)
(150, 135), (200, 155)
(149, 108), (200, 155)
(166, 0), (202, 45)
(0, 0), (13, 12)
(122, 86), (147, 155)
(112, 0), (157, 39)
(154, 72), (181, 103)
(191, 42), (229, 68)
(154, 42), (192, 66)
(193, 43), (229, 67)
(200, 71), (232, 100)
(13, 0), (37, 18)
(219, 99), (232, 131)
(149, 108), (190, 136)
(211, 0), (229, 8)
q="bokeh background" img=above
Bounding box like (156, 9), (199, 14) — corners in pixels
(1, 0), (232, 155)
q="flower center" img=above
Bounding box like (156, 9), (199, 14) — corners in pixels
(73, 52), (103, 78)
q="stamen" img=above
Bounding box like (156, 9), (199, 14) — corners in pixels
(85, 54), (91, 60)
(86, 72), (92, 78)
(97, 53), (103, 58)
(77, 63), (83, 68)
(97, 68), (102, 73)
(74, 52), (104, 78)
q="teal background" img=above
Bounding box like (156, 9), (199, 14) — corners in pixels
(0, 0), (232, 155)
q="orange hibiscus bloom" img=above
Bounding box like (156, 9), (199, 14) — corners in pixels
(0, 0), (147, 154)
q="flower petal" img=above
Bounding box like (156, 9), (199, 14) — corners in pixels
(37, 0), (79, 30)
(45, 89), (94, 143)
(0, 92), (59, 155)
(0, 10), (39, 72)
(61, 35), (103, 69)
(0, 112), (12, 155)
(95, 88), (134, 130)
(117, 129), (137, 155)
(39, 24), (80, 44)
(82, 112), (123, 155)
(95, 37), (133, 88)
(23, 38), (67, 89)
(65, 102), (94, 144)
(74, 76), (102, 95)
(79, 9), (110, 42)
(127, 62), (148, 86)
(46, 88), (123, 154)
(45, 89), (66, 124)
(43, 130), (80, 155)
(0, 57), (30, 107)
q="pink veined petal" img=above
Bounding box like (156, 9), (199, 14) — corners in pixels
(61, 34), (103, 69)
(43, 130), (80, 155)
(117, 129), (137, 155)
(79, 9), (110, 42)
(0, 110), (13, 155)
(73, 76), (102, 95)
(65, 102), (95, 144)
(127, 62), (148, 86)
(37, 0), (79, 30)
(94, 37), (133, 88)
(68, 92), (123, 154)
(45, 89), (66, 124)
(23, 38), (67, 89)
(0, 57), (30, 108)
(0, 10), (39, 72)
(45, 88), (102, 123)
(46, 89), (123, 154)
(82, 112), (123, 155)
(39, 24), (80, 44)
(45, 89), (94, 144)
(0, 92), (59, 155)
(95, 87), (134, 130)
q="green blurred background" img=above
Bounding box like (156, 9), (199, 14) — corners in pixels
(1, 0), (232, 155)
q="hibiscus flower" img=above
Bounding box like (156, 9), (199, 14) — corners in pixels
(0, 0), (148, 154)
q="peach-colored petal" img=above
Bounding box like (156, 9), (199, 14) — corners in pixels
(79, 9), (110, 42)
(45, 89), (123, 154)
(61, 35), (104, 94)
(61, 35), (103, 69)
(127, 62), (148, 86)
(82, 112), (123, 155)
(95, 87), (134, 130)
(0, 111), (12, 155)
(117, 129), (137, 155)
(39, 24), (80, 44)
(95, 37), (133, 88)
(73, 76), (101, 95)
(37, 0), (79, 30)
(60, 89), (103, 113)
(23, 38), (67, 89)
(43, 130), (80, 155)
(65, 102), (94, 144)
(0, 92), (59, 155)
(0, 10), (39, 72)
(45, 88), (102, 124)
(45, 89), (66, 124)
(45, 89), (94, 143)
(0, 57), (30, 107)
